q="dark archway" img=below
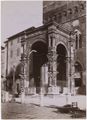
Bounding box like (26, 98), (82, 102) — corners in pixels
(56, 44), (67, 90)
(30, 41), (48, 93)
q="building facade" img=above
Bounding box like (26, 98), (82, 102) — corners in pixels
(1, 46), (6, 90)
(4, 1), (86, 96)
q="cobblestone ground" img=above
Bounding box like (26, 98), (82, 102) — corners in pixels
(1, 103), (74, 119)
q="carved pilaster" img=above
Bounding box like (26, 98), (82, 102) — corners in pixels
(47, 30), (58, 93)
(52, 50), (58, 86)
(25, 43), (32, 94)
(47, 53), (53, 87)
(71, 46), (75, 95)
(47, 47), (58, 87)
(67, 33), (75, 94)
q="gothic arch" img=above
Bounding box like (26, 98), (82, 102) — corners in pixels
(56, 42), (68, 56)
(56, 44), (67, 93)
(31, 38), (47, 48)
(29, 41), (48, 94)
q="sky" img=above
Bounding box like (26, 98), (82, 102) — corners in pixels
(1, 1), (43, 45)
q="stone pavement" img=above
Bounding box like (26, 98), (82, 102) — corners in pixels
(1, 102), (77, 119)
(15, 94), (86, 110)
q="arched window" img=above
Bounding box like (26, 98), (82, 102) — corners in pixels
(49, 36), (53, 47)
(50, 36), (53, 47)
(75, 34), (78, 49)
(75, 29), (82, 49)
(79, 34), (82, 48)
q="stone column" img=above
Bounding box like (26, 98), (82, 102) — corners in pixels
(52, 50), (58, 86)
(67, 34), (75, 95)
(41, 64), (48, 94)
(67, 55), (71, 94)
(71, 44), (75, 95)
(19, 61), (25, 103)
(67, 34), (72, 94)
(20, 37), (26, 103)
(52, 49), (58, 94)
(47, 51), (53, 88)
(47, 34), (58, 94)
(20, 75), (25, 103)
(22, 41), (30, 96)
(26, 43), (31, 94)
(66, 56), (69, 93)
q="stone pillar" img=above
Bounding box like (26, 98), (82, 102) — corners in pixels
(67, 34), (75, 95)
(20, 37), (26, 102)
(44, 64), (48, 85)
(41, 64), (48, 94)
(67, 55), (71, 94)
(66, 56), (69, 93)
(47, 34), (58, 94)
(52, 50), (58, 86)
(71, 45), (75, 95)
(67, 35), (72, 94)
(23, 42), (28, 96)
(47, 52), (53, 93)
(26, 43), (31, 94)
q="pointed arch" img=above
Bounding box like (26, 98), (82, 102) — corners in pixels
(56, 44), (67, 92)
(29, 41), (48, 94)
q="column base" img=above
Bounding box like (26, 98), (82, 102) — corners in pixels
(21, 92), (25, 103)
(28, 87), (36, 95)
(47, 86), (59, 94)
(47, 86), (69, 95)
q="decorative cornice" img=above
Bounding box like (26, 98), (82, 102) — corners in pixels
(5, 21), (74, 44)
(43, 1), (86, 25)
